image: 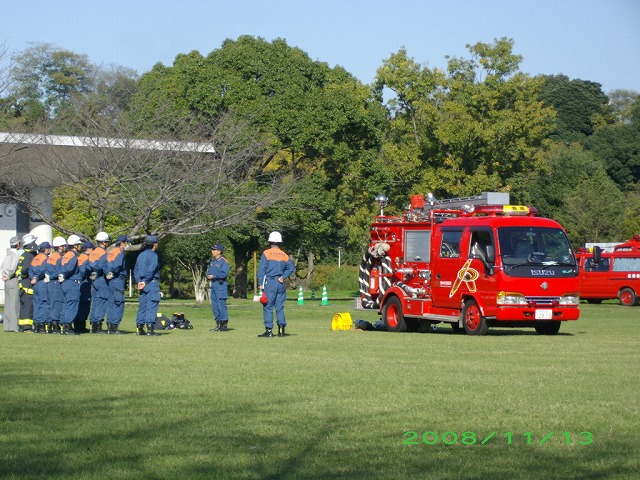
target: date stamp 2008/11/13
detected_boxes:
[403,431,593,446]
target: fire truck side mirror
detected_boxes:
[593,245,602,264]
[485,245,495,264]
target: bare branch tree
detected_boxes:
[0,41,12,97]
[0,109,291,241]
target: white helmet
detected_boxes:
[52,236,67,247]
[22,233,37,245]
[268,231,283,243]
[67,234,82,245]
[95,231,110,242]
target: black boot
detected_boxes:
[74,320,89,333]
[98,321,106,334]
[277,325,285,337]
[109,323,124,335]
[220,321,229,331]
[146,323,160,336]
[210,321,221,332]
[136,325,146,336]
[52,321,61,334]
[258,328,273,337]
[62,324,78,335]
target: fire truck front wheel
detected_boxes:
[618,288,638,307]
[382,297,407,332]
[462,299,488,336]
[535,321,561,335]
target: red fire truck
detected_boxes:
[576,235,640,306]
[358,193,580,335]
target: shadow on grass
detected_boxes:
[1,370,637,480]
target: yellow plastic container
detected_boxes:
[331,312,353,331]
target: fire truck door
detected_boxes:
[581,256,610,298]
[432,229,466,308]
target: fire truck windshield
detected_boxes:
[498,227,577,276]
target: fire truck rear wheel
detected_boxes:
[618,288,638,307]
[382,297,407,332]
[462,299,488,336]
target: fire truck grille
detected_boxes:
[525,296,560,305]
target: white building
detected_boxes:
[0,131,214,304]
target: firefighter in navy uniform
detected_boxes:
[206,243,230,332]
[106,234,130,335]
[88,232,110,333]
[59,235,84,335]
[16,234,38,332]
[29,242,51,334]
[46,236,67,334]
[75,242,94,333]
[257,231,295,337]
[134,235,161,336]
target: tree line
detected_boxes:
[0,37,639,300]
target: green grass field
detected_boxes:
[1,298,638,479]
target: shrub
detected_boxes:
[309,264,358,292]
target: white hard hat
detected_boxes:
[67,234,82,245]
[95,231,110,242]
[22,233,37,245]
[268,231,283,243]
[52,236,67,247]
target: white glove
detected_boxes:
[58,274,65,283]
[44,274,50,284]
[105,272,114,280]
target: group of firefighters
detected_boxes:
[3,229,296,338]
[5,231,162,336]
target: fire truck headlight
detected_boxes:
[497,291,527,305]
[559,293,580,306]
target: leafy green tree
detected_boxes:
[128,36,386,283]
[621,186,640,239]
[608,89,640,124]
[524,144,603,220]
[226,227,262,299]
[9,43,95,120]
[372,38,554,204]
[562,168,625,246]
[538,74,613,142]
[584,96,640,188]
[131,37,385,175]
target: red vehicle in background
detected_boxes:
[576,235,640,306]
[359,193,580,335]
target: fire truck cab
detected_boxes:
[576,235,640,306]
[359,193,580,335]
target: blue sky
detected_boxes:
[3,0,639,93]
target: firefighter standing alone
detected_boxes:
[257,231,295,337]
[207,243,230,332]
